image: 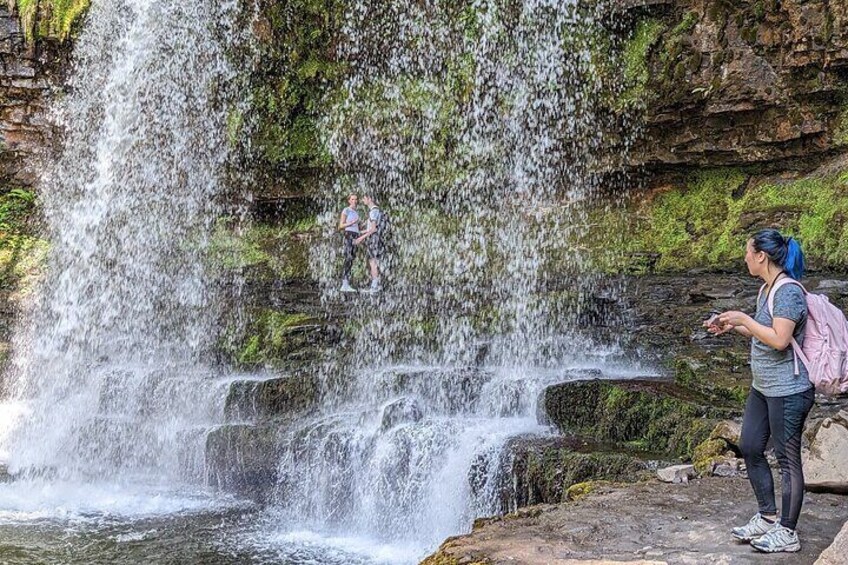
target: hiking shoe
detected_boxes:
[751,525,801,553]
[339,281,357,292]
[731,513,778,541]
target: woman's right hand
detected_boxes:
[706,322,735,336]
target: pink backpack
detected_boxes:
[762,278,848,395]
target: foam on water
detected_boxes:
[0,481,232,525]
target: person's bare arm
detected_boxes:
[717,310,796,350]
[338,211,357,231]
[354,216,377,244]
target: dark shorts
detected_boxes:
[366,235,384,260]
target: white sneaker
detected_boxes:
[751,525,801,553]
[731,513,778,541]
[339,281,356,292]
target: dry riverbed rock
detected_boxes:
[656,464,695,484]
[422,478,848,565]
[816,521,848,565]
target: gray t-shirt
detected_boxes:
[751,281,813,397]
[368,206,382,232]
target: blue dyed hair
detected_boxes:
[751,229,805,280]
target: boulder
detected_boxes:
[711,458,746,479]
[499,436,650,511]
[708,420,742,449]
[380,396,423,431]
[657,464,695,484]
[816,520,848,565]
[803,411,848,494]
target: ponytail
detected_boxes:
[783,236,805,280]
[751,229,805,280]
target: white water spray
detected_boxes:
[0,0,240,485]
[271,0,629,557]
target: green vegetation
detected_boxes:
[248,0,345,170]
[0,187,47,294]
[589,168,848,273]
[207,216,317,280]
[617,19,665,110]
[234,309,318,368]
[12,0,90,41]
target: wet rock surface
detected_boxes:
[224,373,319,422]
[496,436,657,511]
[0,6,68,187]
[421,477,848,565]
[617,0,848,173]
[205,422,281,501]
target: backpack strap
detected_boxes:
[766,277,810,375]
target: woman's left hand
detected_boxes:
[718,310,751,328]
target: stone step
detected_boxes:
[223,374,319,422]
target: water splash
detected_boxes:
[270,0,633,556]
[0,0,241,484]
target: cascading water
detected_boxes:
[0,0,240,489]
[266,0,637,558]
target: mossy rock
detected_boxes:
[539,379,742,458]
[503,437,650,509]
[224,373,319,422]
[226,308,338,369]
[692,437,730,476]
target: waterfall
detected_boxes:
[0,0,240,485]
[269,0,628,556]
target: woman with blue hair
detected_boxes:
[706,229,813,553]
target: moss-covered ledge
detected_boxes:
[538,378,743,458]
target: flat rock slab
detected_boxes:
[423,478,848,565]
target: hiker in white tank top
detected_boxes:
[338,194,360,291]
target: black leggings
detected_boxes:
[739,387,814,530]
[342,232,357,281]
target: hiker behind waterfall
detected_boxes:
[338,193,360,292]
[705,229,812,554]
[354,194,382,293]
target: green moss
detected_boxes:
[13,0,89,41]
[565,480,606,501]
[671,10,700,37]
[589,166,848,272]
[692,437,728,475]
[234,309,318,367]
[207,216,317,280]
[247,0,345,170]
[617,19,665,110]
